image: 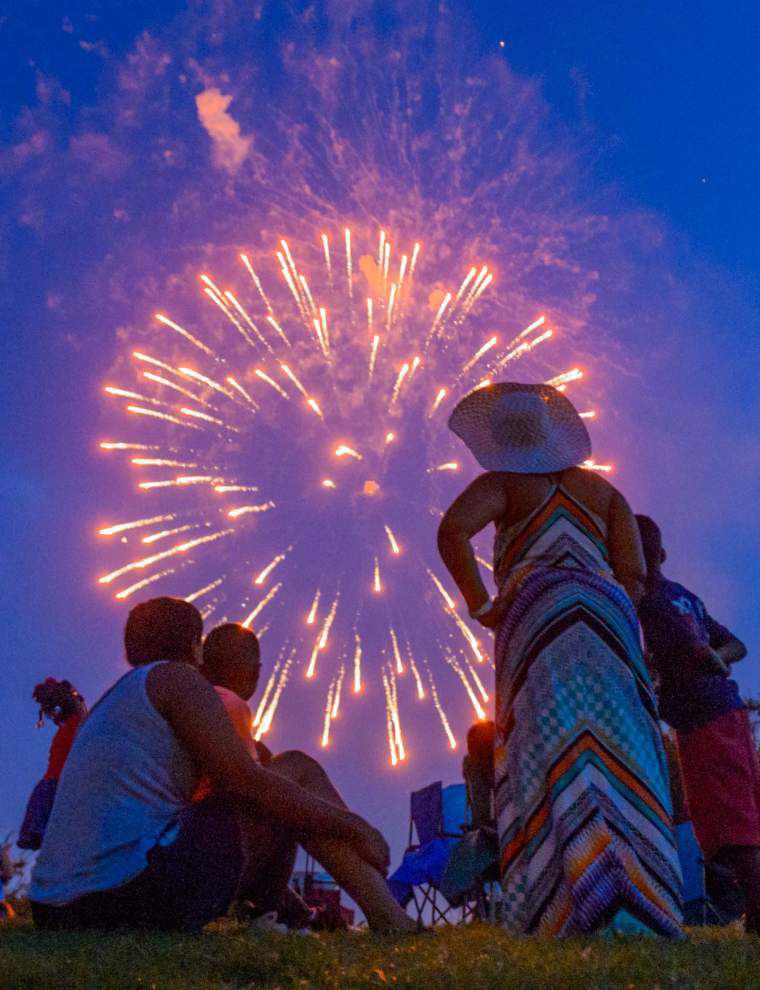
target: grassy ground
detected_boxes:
[2,921,760,990]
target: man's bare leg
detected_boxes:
[243,838,312,927]
[237,824,299,917]
[268,750,416,933]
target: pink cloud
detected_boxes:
[68,132,129,178]
[195,87,252,175]
[118,32,171,95]
[79,39,109,58]
[10,130,50,165]
[35,73,71,107]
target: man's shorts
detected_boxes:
[677,707,760,861]
[32,797,246,932]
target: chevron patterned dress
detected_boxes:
[493,483,683,937]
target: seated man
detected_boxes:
[197,621,311,929]
[193,622,265,807]
[30,597,415,933]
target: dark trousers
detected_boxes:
[32,797,245,932]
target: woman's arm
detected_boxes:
[607,490,647,606]
[438,473,508,613]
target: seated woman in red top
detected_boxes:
[18,679,87,850]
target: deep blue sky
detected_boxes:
[2,1,759,863]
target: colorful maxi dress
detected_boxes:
[493,482,683,937]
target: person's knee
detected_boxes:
[272,749,324,781]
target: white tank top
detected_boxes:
[31,662,197,906]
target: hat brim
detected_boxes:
[448,382,592,474]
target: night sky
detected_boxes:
[2,1,759,865]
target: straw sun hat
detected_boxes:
[448,382,591,474]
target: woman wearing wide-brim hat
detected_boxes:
[438,382,683,938]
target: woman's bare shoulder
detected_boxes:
[564,465,616,491]
[563,467,623,514]
[463,471,513,494]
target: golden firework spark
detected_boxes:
[384,524,401,555]
[254,368,290,400]
[446,651,486,720]
[321,233,331,277]
[334,444,362,460]
[306,593,340,678]
[214,484,259,493]
[256,652,294,739]
[546,367,583,388]
[242,582,283,629]
[185,576,225,603]
[461,335,498,373]
[253,655,282,729]
[99,513,176,537]
[100,441,160,451]
[226,376,259,408]
[428,569,457,610]
[368,334,381,379]
[280,363,308,397]
[352,633,363,694]
[240,253,273,313]
[142,523,202,545]
[115,567,177,601]
[583,460,613,473]
[155,313,216,357]
[306,589,321,625]
[307,397,324,419]
[389,627,405,674]
[331,664,346,719]
[389,362,409,407]
[138,475,216,490]
[429,672,457,750]
[344,227,353,298]
[407,646,426,700]
[180,407,240,432]
[127,405,202,430]
[131,458,200,469]
[430,387,448,416]
[227,502,276,519]
[254,548,289,585]
[321,679,336,748]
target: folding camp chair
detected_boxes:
[388,781,474,925]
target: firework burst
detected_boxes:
[98,226,602,763]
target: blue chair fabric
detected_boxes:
[410,782,443,846]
